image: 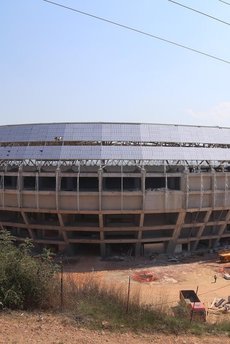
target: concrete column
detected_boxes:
[0,173,4,208]
[21,211,34,239]
[57,213,68,244]
[98,168,102,211]
[135,217,143,257]
[99,213,103,227]
[17,166,22,208]
[100,243,106,257]
[192,209,212,251]
[183,172,189,209]
[211,170,216,208]
[140,166,145,256]
[55,168,60,211]
[36,172,39,209]
[214,209,230,247]
[141,167,146,211]
[224,173,228,207]
[135,242,141,256]
[99,213,105,256]
[167,211,186,254]
[200,174,203,209]
[164,164,168,210]
[120,164,123,211]
[77,166,80,211]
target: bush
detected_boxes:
[0,230,59,310]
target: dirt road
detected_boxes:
[0,311,230,344]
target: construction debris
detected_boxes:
[209,296,230,313]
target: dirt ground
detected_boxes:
[1,252,230,343]
[65,252,230,323]
[0,312,230,344]
[0,311,230,344]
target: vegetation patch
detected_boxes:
[0,229,230,337]
[61,274,230,336]
[0,230,59,310]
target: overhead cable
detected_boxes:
[42,0,230,65]
[218,0,230,5]
[168,0,230,26]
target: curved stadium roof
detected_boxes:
[0,122,230,165]
[0,122,230,144]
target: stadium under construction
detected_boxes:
[0,122,230,257]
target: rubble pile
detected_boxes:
[209,296,230,313]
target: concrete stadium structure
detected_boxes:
[1,122,230,257]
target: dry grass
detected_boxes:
[52,272,204,334]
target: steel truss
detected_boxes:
[1,140,230,149]
[0,158,229,170]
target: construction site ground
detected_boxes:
[1,252,230,343]
[65,251,230,322]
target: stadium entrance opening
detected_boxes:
[68,243,101,256]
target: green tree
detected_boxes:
[0,230,59,309]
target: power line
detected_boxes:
[218,0,230,5]
[42,0,230,65]
[199,282,230,295]
[168,0,230,27]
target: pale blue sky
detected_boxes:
[1,0,230,126]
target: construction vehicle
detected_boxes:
[179,290,206,322]
[219,251,230,263]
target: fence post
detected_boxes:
[126,276,131,314]
[60,258,63,311]
[190,286,199,323]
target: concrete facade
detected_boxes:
[1,167,230,256]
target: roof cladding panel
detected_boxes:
[57,146,230,161]
[1,143,230,162]
[0,146,62,160]
[140,124,230,145]
[60,146,102,160]
[29,124,66,142]
[1,122,230,148]
[140,123,181,143]
[24,146,62,160]
[0,124,66,143]
[36,146,62,159]
[0,125,33,142]
[141,146,230,161]
[0,147,26,159]
[102,123,142,142]
[176,125,229,144]
[101,146,143,160]
[64,123,102,141]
